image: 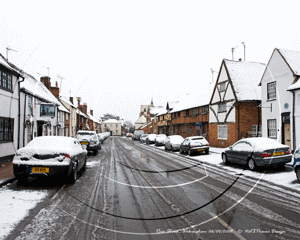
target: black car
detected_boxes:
[13,136,87,183]
[221,137,292,170]
[180,136,209,156]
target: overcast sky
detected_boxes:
[1,0,300,123]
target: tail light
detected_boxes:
[261,152,272,158]
[190,145,194,148]
[62,154,71,163]
[286,150,291,155]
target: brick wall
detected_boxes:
[209,101,261,148]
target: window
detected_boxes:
[193,108,198,115]
[219,82,226,92]
[186,110,190,116]
[183,125,186,133]
[252,125,262,137]
[267,119,277,138]
[0,69,13,92]
[28,97,33,116]
[202,106,209,113]
[189,127,192,135]
[218,125,227,140]
[178,112,180,117]
[218,103,226,113]
[0,117,14,142]
[267,82,276,100]
[66,113,69,121]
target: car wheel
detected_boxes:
[188,149,193,156]
[82,157,87,171]
[205,149,209,154]
[93,149,98,155]
[296,167,300,182]
[180,148,183,154]
[17,176,28,184]
[171,146,174,152]
[222,153,228,165]
[69,162,78,183]
[248,158,256,171]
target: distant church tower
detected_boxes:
[139,98,154,117]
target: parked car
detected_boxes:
[180,136,209,155]
[221,137,292,171]
[13,136,87,183]
[76,130,101,154]
[132,130,144,140]
[97,133,106,144]
[155,134,167,146]
[165,135,184,151]
[146,134,157,144]
[140,134,149,143]
[293,147,300,182]
[126,133,133,137]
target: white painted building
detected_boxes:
[260,48,300,150]
[101,119,122,136]
[0,54,22,161]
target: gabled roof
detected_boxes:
[135,115,147,124]
[224,59,266,101]
[60,96,77,109]
[277,48,300,76]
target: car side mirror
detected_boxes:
[229,146,233,150]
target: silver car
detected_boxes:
[165,135,184,151]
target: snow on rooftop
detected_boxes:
[102,119,121,124]
[225,59,266,101]
[278,48,300,76]
[170,84,214,113]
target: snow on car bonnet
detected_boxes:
[247,137,288,151]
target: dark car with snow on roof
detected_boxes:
[221,137,292,171]
[13,136,87,183]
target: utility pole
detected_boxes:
[242,42,246,61]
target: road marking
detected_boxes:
[210,213,246,240]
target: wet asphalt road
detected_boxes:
[5,136,300,240]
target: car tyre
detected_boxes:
[296,167,300,182]
[171,146,174,152]
[69,162,78,183]
[180,148,183,154]
[205,149,209,154]
[188,149,193,156]
[93,149,98,155]
[222,153,228,165]
[248,158,256,171]
[17,176,28,184]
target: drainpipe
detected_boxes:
[23,93,27,147]
[18,75,25,149]
[292,91,296,151]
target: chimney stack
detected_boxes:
[90,110,93,116]
[70,97,73,104]
[40,76,51,89]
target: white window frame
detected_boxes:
[218,125,227,140]
[267,119,277,139]
[267,82,276,100]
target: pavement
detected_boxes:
[0,158,16,187]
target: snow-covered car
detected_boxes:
[293,147,300,182]
[146,134,157,144]
[180,136,209,155]
[140,134,149,143]
[76,130,101,154]
[13,136,87,183]
[221,137,292,171]
[165,135,184,151]
[155,134,167,146]
[97,133,108,144]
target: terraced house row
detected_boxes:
[137,48,300,150]
[0,53,101,162]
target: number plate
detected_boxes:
[273,152,284,156]
[81,142,89,145]
[198,149,204,151]
[32,167,49,173]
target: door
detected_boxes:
[284,123,291,149]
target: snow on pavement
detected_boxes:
[0,186,48,239]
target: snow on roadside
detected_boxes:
[0,186,48,239]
